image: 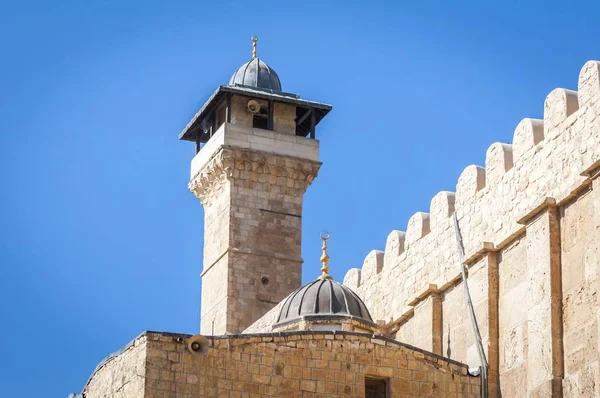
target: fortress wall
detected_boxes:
[344,60,600,396]
[561,184,600,396]
[394,256,490,367]
[496,236,527,398]
[442,256,490,367]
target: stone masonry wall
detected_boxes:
[190,145,321,334]
[343,60,600,396]
[143,331,480,398]
[230,95,268,129]
[83,335,147,398]
[229,95,297,135]
[243,299,285,334]
[561,186,600,396]
[496,236,527,398]
[273,102,296,135]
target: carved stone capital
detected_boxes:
[189,147,321,207]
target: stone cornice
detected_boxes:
[188,147,234,206]
[189,146,322,207]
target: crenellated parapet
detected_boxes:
[344,60,600,326]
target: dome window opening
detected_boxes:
[365,377,388,398]
[311,324,342,332]
[215,104,226,131]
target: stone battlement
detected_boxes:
[344,60,600,325]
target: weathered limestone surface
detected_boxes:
[187,88,323,336]
[273,102,297,135]
[229,95,297,135]
[524,207,563,396]
[243,300,285,334]
[84,335,147,398]
[143,331,480,398]
[190,145,321,335]
[561,185,600,397]
[340,60,600,396]
[82,331,480,397]
[190,122,319,180]
[497,237,528,398]
[440,257,489,368]
[405,293,443,355]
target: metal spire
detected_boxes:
[318,232,332,280]
[251,35,258,58]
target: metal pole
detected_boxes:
[452,213,488,398]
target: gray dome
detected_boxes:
[229,57,282,91]
[275,278,374,327]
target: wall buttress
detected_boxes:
[486,251,500,398]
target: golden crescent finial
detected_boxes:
[251,35,258,58]
[318,231,332,280]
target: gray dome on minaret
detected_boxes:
[229,57,282,91]
[228,36,282,91]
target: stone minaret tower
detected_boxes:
[179,37,332,334]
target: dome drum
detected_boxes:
[273,314,378,333]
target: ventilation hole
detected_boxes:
[261,276,269,285]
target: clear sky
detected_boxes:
[1,1,598,396]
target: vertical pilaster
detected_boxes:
[523,204,563,396]
[486,251,500,398]
[412,298,432,352]
[410,286,443,356]
[558,165,600,396]
[412,295,435,353]
[593,172,600,398]
[432,292,443,356]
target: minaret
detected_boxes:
[179,37,332,334]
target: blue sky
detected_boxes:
[1,1,598,396]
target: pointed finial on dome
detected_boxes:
[318,231,333,280]
[251,35,258,58]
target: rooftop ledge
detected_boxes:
[190,122,320,179]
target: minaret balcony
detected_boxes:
[190,122,320,179]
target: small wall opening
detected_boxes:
[310,324,342,331]
[365,377,388,398]
[252,106,269,129]
[215,103,226,130]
